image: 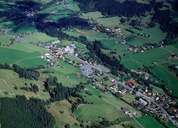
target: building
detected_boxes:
[80,64,94,78]
[139,98,148,106]
[126,80,137,88]
[64,44,76,54]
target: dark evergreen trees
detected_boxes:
[12,64,40,80]
[44,76,84,101]
[0,96,55,128]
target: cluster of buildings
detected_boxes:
[84,62,178,126]
[80,64,94,78]
[89,19,126,44]
[40,40,77,66]
[135,87,178,126]
[121,107,137,118]
[34,34,178,126]
[127,40,167,53]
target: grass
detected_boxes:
[0,34,13,46]
[74,85,141,122]
[48,100,79,128]
[0,69,49,100]
[141,24,166,43]
[39,0,80,22]
[47,60,86,87]
[127,24,166,46]
[121,93,136,104]
[80,11,121,28]
[151,65,178,97]
[80,11,103,19]
[75,103,123,121]
[64,28,129,56]
[121,43,178,97]
[136,115,165,128]
[121,44,178,69]
[19,32,58,43]
[127,36,146,46]
[10,42,47,53]
[0,47,46,68]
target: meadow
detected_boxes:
[0,47,46,68]
[0,69,49,100]
[136,115,166,128]
[121,43,178,97]
[74,85,141,124]
[47,60,86,87]
[47,100,80,128]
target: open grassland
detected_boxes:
[47,60,86,87]
[64,28,129,56]
[151,65,178,97]
[0,35,13,46]
[48,100,80,128]
[136,115,166,128]
[17,32,58,43]
[10,42,47,53]
[0,47,46,68]
[121,43,178,69]
[0,69,49,100]
[0,31,57,68]
[81,11,166,47]
[80,11,121,28]
[140,24,166,43]
[74,85,141,122]
[39,0,80,22]
[121,43,178,97]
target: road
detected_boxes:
[117,81,178,127]
[67,53,178,127]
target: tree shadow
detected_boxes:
[0,0,91,38]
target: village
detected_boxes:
[1,20,178,127]
[34,37,178,127]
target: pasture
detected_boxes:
[74,85,141,123]
[47,100,79,128]
[0,69,49,100]
[136,115,165,128]
[47,60,86,87]
[0,47,46,68]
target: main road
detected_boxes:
[67,53,178,127]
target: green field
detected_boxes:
[151,65,178,97]
[0,1,177,128]
[0,47,46,68]
[47,60,86,87]
[0,69,49,100]
[136,115,165,128]
[48,100,79,128]
[121,43,178,97]
[74,85,141,123]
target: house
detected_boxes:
[126,80,137,88]
[139,98,148,106]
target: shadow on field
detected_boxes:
[0,0,90,37]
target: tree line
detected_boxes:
[44,76,84,101]
[0,64,40,80]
